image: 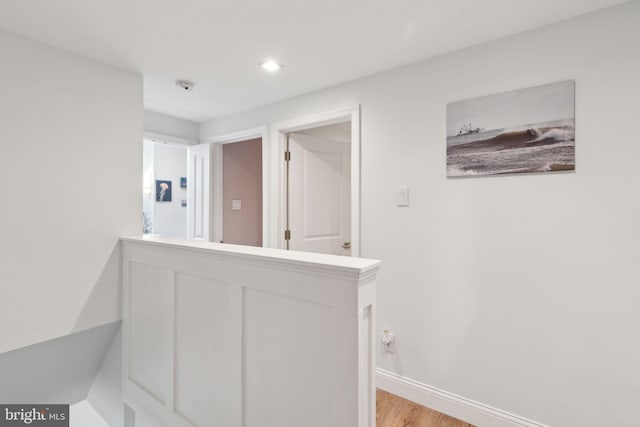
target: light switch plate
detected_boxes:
[397,188,409,207]
[232,199,242,211]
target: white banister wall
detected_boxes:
[121,236,380,427]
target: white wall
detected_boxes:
[152,143,188,238]
[70,401,110,427]
[297,121,351,143]
[200,2,640,426]
[87,329,124,427]
[0,322,120,404]
[88,327,123,427]
[144,110,199,144]
[0,29,142,353]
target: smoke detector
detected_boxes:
[175,80,194,92]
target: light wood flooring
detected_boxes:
[377,389,475,427]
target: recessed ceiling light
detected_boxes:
[259,60,284,72]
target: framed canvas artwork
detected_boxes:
[447,80,575,177]
[155,180,172,202]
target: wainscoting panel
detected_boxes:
[121,237,380,427]
[174,273,241,427]
[243,288,332,427]
[128,262,172,406]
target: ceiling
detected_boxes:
[0,0,629,123]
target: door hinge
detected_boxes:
[284,229,291,241]
[284,150,291,162]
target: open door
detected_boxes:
[187,143,210,240]
[286,132,351,255]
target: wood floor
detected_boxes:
[376,389,475,427]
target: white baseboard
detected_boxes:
[376,369,549,427]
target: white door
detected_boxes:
[287,133,351,255]
[187,143,210,240]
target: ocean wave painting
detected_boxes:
[447,81,575,177]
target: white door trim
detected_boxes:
[144,131,198,146]
[208,126,270,245]
[269,106,361,256]
[187,144,211,241]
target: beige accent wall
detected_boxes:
[222,139,263,246]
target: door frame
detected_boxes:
[142,132,197,238]
[208,126,270,245]
[270,105,361,256]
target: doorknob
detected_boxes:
[342,242,351,249]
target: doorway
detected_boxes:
[142,139,189,239]
[270,106,361,256]
[205,106,360,254]
[207,126,269,246]
[222,138,263,246]
[285,122,352,256]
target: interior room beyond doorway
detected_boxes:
[221,138,263,247]
[142,139,188,239]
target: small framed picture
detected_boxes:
[180,177,187,188]
[156,180,172,202]
[181,199,187,208]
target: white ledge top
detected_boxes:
[121,236,381,275]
